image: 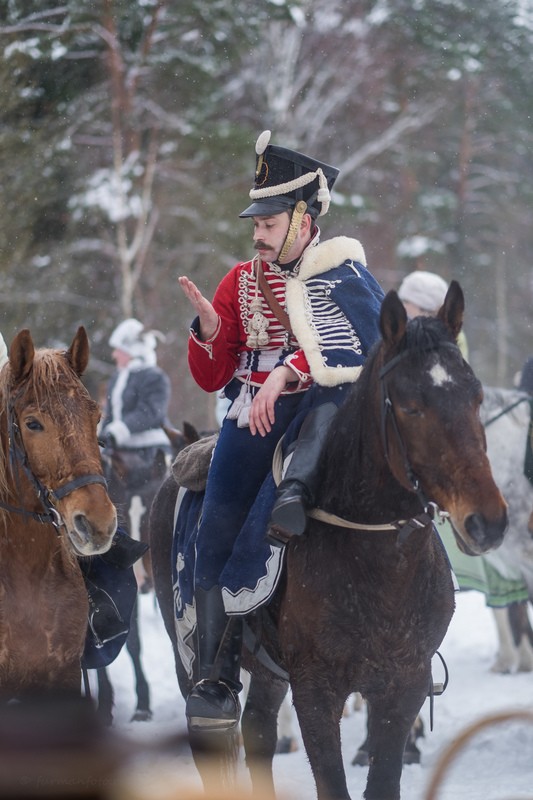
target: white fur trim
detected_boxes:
[103,419,130,447]
[297,236,366,281]
[286,236,367,387]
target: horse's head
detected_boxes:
[379,281,508,555]
[0,327,117,556]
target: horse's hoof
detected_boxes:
[131,708,153,722]
[275,736,298,754]
[351,749,369,767]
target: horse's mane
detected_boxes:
[0,348,94,500]
[321,316,463,515]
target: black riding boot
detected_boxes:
[185,586,243,732]
[268,402,338,546]
[101,528,149,570]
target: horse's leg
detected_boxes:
[276,690,298,754]
[95,667,114,726]
[291,677,351,800]
[509,601,533,672]
[490,606,518,673]
[352,707,423,767]
[241,673,288,796]
[364,686,427,800]
[126,599,152,721]
[188,728,240,795]
[129,494,152,593]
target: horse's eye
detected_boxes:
[25,418,44,431]
[400,406,422,418]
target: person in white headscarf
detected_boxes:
[398,270,469,359]
[101,318,171,451]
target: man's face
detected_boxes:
[252,213,291,262]
[112,348,131,369]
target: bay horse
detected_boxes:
[0,327,117,700]
[150,282,508,800]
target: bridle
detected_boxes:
[305,340,464,542]
[376,340,462,540]
[0,400,107,530]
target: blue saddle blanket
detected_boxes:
[171,476,285,681]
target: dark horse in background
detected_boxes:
[150,282,508,800]
[97,422,198,723]
[0,328,117,699]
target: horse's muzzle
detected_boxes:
[462,509,508,555]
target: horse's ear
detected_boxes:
[9,329,35,384]
[67,326,90,376]
[437,280,464,341]
[379,290,407,348]
[183,420,200,444]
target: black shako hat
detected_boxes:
[239,130,340,219]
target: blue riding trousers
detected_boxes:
[194,379,350,591]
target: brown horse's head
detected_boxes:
[378,281,508,555]
[0,327,117,556]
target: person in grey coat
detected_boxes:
[100,318,171,569]
[102,318,171,455]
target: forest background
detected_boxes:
[1,0,532,430]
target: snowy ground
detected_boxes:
[102,590,533,799]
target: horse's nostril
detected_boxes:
[74,514,91,544]
[464,511,507,550]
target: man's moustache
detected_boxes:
[254,241,271,250]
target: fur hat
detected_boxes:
[109,318,158,363]
[398,271,449,314]
[239,130,339,219]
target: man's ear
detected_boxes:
[302,212,313,233]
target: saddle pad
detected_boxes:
[171,475,285,681]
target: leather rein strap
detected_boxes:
[257,264,293,336]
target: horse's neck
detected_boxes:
[321,430,420,526]
[0,514,64,565]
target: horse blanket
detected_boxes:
[436,519,528,607]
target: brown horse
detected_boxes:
[150,282,508,800]
[0,327,117,700]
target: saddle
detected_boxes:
[171,433,218,491]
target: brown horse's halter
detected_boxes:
[0,402,107,529]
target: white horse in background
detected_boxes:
[441,386,533,674]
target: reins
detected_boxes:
[483,394,530,428]
[0,401,107,530]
